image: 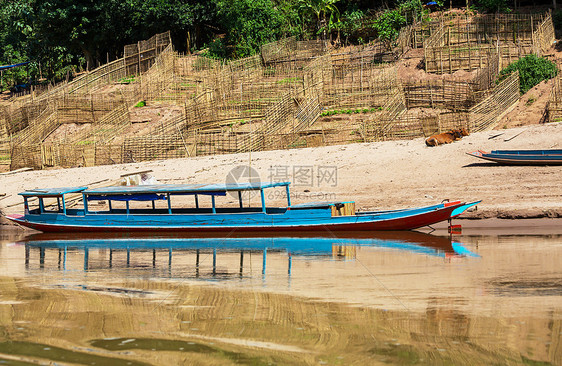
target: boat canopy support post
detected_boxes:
[23,197,29,215]
[167,193,172,214]
[38,198,44,213]
[62,195,67,215]
[285,185,291,207]
[211,195,216,214]
[83,194,89,215]
[108,200,112,213]
[195,194,199,209]
[260,189,266,213]
[238,191,243,208]
[126,200,130,215]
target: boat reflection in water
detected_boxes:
[20,231,478,276]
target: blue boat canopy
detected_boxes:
[19,187,87,197]
[83,182,290,196]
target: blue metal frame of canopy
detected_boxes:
[19,187,88,216]
[19,182,293,216]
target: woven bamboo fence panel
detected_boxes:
[471,52,500,93]
[364,91,407,141]
[437,111,470,132]
[322,64,400,110]
[0,103,26,134]
[424,12,550,74]
[0,137,10,166]
[11,105,59,146]
[10,144,42,170]
[261,37,326,67]
[261,37,298,64]
[546,72,562,122]
[294,95,321,131]
[139,45,176,103]
[124,31,172,76]
[67,58,127,95]
[64,103,130,144]
[404,80,476,110]
[331,42,394,67]
[532,12,555,56]
[122,134,189,162]
[56,94,127,124]
[469,72,519,131]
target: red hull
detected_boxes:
[7,205,458,233]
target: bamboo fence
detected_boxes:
[469,72,519,131]
[546,71,562,122]
[424,12,554,74]
[3,22,527,171]
[403,79,476,110]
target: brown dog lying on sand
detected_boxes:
[425,128,469,146]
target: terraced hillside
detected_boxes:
[0,10,559,172]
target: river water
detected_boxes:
[0,224,561,365]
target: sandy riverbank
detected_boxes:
[1,122,561,224]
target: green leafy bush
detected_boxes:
[372,10,406,47]
[134,100,146,108]
[497,54,557,94]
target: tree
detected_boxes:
[298,0,341,40]
[211,0,285,58]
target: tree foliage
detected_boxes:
[497,54,558,95]
[0,0,505,90]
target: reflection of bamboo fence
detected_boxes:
[424,12,554,74]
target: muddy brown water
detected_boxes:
[0,224,561,365]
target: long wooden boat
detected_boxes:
[467,149,562,165]
[5,182,480,233]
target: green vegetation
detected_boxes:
[276,77,300,84]
[321,107,383,116]
[497,54,558,95]
[75,140,95,146]
[119,76,136,84]
[0,0,429,89]
[134,101,146,108]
